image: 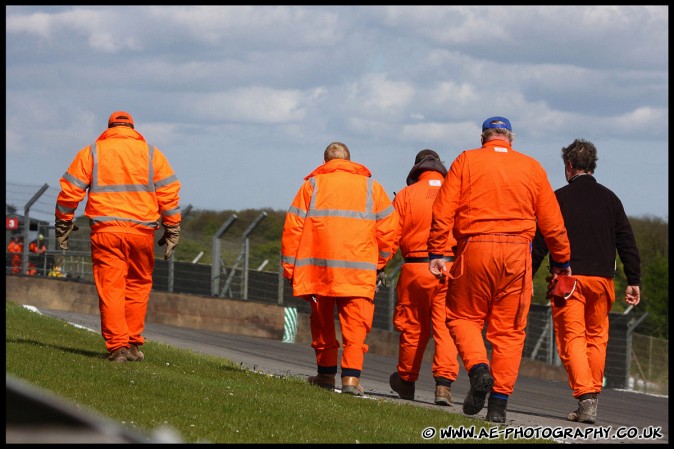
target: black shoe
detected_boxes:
[485,396,507,423]
[463,365,494,415]
[389,372,415,400]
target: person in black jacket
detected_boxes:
[532,138,641,425]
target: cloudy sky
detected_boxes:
[6,5,669,223]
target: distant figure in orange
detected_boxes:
[27,234,47,275]
[7,234,24,274]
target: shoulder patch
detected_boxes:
[428,179,442,186]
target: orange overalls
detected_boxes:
[7,240,23,274]
[391,170,459,383]
[281,159,398,378]
[55,126,181,352]
[552,276,615,397]
[428,139,570,396]
[27,239,46,276]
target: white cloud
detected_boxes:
[5,5,668,220]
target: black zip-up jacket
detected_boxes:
[532,174,641,286]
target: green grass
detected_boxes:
[5,300,556,444]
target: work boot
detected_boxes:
[308,373,336,390]
[568,396,598,424]
[463,365,494,415]
[434,385,453,406]
[107,347,130,363]
[127,344,145,362]
[389,372,415,400]
[485,396,507,423]
[341,376,364,396]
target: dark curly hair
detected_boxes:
[561,139,598,173]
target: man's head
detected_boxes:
[324,142,350,162]
[561,139,597,173]
[481,116,514,144]
[108,111,134,129]
[414,149,441,165]
[406,148,447,185]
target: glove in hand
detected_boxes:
[376,269,387,292]
[158,225,181,260]
[546,274,577,301]
[55,218,79,250]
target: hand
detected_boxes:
[55,218,79,250]
[551,265,572,277]
[625,285,640,306]
[429,258,447,279]
[158,224,181,260]
[377,269,387,284]
[376,269,386,292]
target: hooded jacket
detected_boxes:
[55,126,181,235]
[281,159,398,299]
[393,157,455,259]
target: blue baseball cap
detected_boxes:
[482,116,512,132]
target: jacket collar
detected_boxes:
[306,159,371,180]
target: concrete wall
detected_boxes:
[5,275,566,381]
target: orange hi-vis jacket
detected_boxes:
[281,159,398,299]
[428,139,570,264]
[392,171,456,259]
[55,127,181,235]
[29,240,46,254]
[7,241,22,255]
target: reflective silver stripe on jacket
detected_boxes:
[88,142,155,193]
[286,176,385,271]
[87,142,163,228]
[294,258,377,271]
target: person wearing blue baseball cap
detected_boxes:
[481,116,512,132]
[427,115,572,423]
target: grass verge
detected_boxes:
[5,300,555,444]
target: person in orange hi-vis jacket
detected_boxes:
[7,234,24,274]
[427,117,571,423]
[281,142,398,396]
[54,111,181,363]
[387,149,460,406]
[27,234,47,275]
[532,139,641,424]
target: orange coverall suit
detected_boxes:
[8,239,23,274]
[391,170,459,384]
[27,239,47,275]
[428,139,570,397]
[55,126,181,353]
[281,159,398,379]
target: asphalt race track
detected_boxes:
[19,307,670,445]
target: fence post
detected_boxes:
[387,262,402,332]
[277,252,285,305]
[167,204,192,292]
[210,214,238,296]
[21,183,49,275]
[241,212,267,300]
